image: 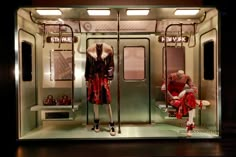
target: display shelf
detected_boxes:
[30,102,81,111]
[30,102,81,120]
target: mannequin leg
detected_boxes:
[94,104,99,119]
[93,104,100,132]
[105,104,116,136]
[186,109,195,137]
[188,109,195,123]
[105,104,113,122]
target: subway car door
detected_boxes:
[18,30,37,136]
[200,29,218,130]
[120,38,150,123]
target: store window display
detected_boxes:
[161,70,209,137]
[85,42,116,136]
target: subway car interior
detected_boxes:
[16,6,220,140]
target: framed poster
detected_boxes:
[50,50,73,81]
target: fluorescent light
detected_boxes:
[126,9,149,16]
[174,9,200,15]
[87,9,110,16]
[58,18,64,23]
[36,9,62,16]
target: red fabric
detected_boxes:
[170,92,196,119]
[199,100,202,109]
[161,72,197,119]
[87,75,111,105]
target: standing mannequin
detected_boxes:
[161,70,199,137]
[85,42,116,136]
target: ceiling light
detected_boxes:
[126,9,150,16]
[36,9,62,16]
[58,18,64,22]
[87,9,110,16]
[174,9,200,15]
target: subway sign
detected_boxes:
[46,36,78,43]
[158,36,189,43]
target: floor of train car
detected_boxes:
[15,123,236,157]
[20,122,218,139]
[15,125,236,157]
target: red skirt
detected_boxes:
[87,76,111,105]
[169,92,196,119]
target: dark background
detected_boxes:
[1,0,236,156]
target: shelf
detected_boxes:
[155,101,175,111]
[155,101,188,119]
[30,102,81,111]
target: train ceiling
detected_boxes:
[19,7,214,34]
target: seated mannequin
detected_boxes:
[161,70,200,137]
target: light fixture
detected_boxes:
[58,18,64,23]
[87,9,111,16]
[126,9,150,16]
[174,9,200,15]
[36,9,62,16]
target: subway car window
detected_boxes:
[21,41,32,81]
[203,40,214,80]
[162,47,185,77]
[123,47,145,80]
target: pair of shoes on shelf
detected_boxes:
[43,95,57,105]
[91,119,116,136]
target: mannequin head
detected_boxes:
[177,70,184,74]
[177,70,184,78]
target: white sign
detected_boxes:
[158,36,189,43]
[46,36,78,43]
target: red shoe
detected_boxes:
[186,121,195,137]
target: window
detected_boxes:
[21,41,32,81]
[124,47,145,80]
[203,40,214,80]
[162,47,185,77]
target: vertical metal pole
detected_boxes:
[180,23,183,47]
[58,24,61,48]
[164,26,168,109]
[69,25,74,111]
[117,10,121,134]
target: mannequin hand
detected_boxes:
[86,81,89,87]
[178,90,186,98]
[186,89,194,93]
[172,96,179,100]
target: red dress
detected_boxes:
[161,72,197,119]
[85,43,114,105]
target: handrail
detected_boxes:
[117,10,121,134]
[29,12,75,112]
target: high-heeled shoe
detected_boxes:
[186,120,195,137]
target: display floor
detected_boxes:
[20,122,219,139]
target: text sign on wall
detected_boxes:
[46,36,78,43]
[158,36,189,43]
